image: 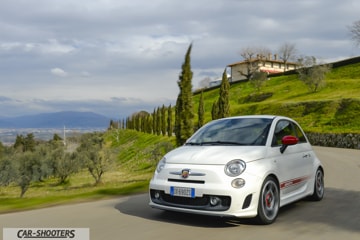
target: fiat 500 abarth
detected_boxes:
[149,115,324,224]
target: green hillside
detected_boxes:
[193,61,360,134]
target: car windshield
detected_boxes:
[186,118,273,146]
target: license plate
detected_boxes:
[170,186,195,198]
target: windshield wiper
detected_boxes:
[199,141,246,146]
[185,142,201,145]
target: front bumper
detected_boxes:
[149,164,262,218]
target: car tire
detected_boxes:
[309,168,324,201]
[256,176,280,225]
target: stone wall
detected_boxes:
[306,132,360,149]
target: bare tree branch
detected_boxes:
[278,42,297,71]
[349,20,360,46]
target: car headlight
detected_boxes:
[225,159,246,177]
[156,157,166,173]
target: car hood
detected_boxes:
[164,145,267,165]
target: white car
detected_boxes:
[149,115,324,224]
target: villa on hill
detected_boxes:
[227,53,298,82]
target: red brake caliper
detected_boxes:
[265,193,272,207]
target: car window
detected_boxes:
[293,123,307,143]
[272,120,295,146]
[272,120,308,146]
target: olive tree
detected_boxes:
[16,151,42,197]
[50,146,79,184]
[0,157,16,186]
[297,56,332,92]
[76,133,113,185]
[250,71,268,92]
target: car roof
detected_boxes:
[221,115,278,120]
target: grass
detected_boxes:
[0,169,152,213]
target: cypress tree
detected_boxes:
[156,107,161,135]
[167,104,173,137]
[218,69,230,118]
[211,100,219,120]
[198,91,205,128]
[161,104,166,136]
[152,109,156,135]
[175,44,194,146]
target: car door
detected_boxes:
[269,119,313,202]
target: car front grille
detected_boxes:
[167,178,205,184]
[150,189,231,211]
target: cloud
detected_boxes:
[51,68,68,77]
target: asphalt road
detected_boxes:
[1,146,359,240]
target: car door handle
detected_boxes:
[303,153,311,158]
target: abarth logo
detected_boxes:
[181,169,190,179]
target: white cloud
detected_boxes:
[39,39,76,55]
[51,68,68,77]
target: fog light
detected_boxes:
[154,191,160,199]
[232,178,245,188]
[210,196,221,206]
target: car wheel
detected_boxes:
[309,168,324,201]
[256,176,280,224]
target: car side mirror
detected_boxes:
[280,135,299,154]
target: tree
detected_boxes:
[211,100,220,120]
[278,42,297,71]
[297,56,332,92]
[175,44,194,146]
[53,133,63,141]
[16,151,42,197]
[198,91,205,128]
[167,105,173,137]
[50,146,78,184]
[13,135,25,152]
[156,107,161,135]
[76,133,113,185]
[152,109,156,134]
[145,114,152,134]
[349,19,360,46]
[217,69,231,118]
[250,71,268,92]
[84,148,111,185]
[24,133,36,152]
[0,157,16,186]
[161,105,166,136]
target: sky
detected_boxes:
[0,0,359,119]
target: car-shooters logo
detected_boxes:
[3,228,89,240]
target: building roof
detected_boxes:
[227,58,298,67]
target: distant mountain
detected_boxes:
[0,111,110,128]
